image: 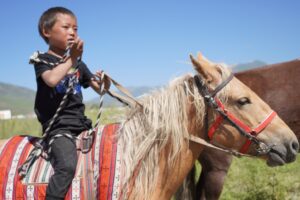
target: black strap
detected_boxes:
[210,73,234,97]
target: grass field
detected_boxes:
[0,107,299,199]
[0,107,124,139]
[221,156,300,200]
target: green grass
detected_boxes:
[0,118,41,139]
[0,107,125,139]
[1,107,300,199]
[221,156,300,200]
[86,107,125,125]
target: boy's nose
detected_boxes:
[68,28,76,35]
[69,29,75,35]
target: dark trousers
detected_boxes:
[46,136,78,200]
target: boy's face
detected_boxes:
[43,13,78,51]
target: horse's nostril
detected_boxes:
[291,141,299,152]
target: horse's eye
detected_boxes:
[237,97,251,106]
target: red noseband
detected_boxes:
[207,98,277,153]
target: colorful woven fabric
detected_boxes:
[0,135,87,200]
[22,141,84,185]
[0,123,122,200]
[92,124,122,200]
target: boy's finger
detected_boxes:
[77,40,84,50]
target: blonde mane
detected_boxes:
[119,65,231,199]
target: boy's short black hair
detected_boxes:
[38,7,76,44]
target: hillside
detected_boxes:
[0,82,35,115]
[0,60,267,114]
[231,60,267,72]
[88,60,267,106]
[87,86,156,107]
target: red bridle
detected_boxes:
[194,73,277,155]
[207,98,277,153]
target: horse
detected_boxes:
[0,53,299,200]
[183,58,300,200]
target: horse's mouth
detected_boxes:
[266,148,286,167]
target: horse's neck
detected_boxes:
[136,130,205,200]
[120,78,210,200]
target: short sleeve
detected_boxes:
[79,61,94,88]
[32,53,56,79]
[34,62,51,79]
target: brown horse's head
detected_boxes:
[190,53,299,166]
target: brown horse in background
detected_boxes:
[191,59,300,200]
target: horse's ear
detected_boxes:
[197,52,204,62]
[197,52,214,65]
[190,54,211,80]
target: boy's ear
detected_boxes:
[42,28,51,39]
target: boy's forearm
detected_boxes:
[90,80,102,95]
[41,57,78,87]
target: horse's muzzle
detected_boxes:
[266,139,299,167]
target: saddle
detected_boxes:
[0,124,122,200]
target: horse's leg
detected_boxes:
[196,148,232,200]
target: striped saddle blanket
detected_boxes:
[0,123,123,200]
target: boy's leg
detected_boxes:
[46,136,78,200]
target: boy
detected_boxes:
[34,7,105,199]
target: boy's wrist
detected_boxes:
[63,57,78,70]
[68,57,78,68]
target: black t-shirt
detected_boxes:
[34,53,93,136]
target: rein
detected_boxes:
[189,73,276,156]
[19,46,79,177]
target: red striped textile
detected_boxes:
[95,124,120,200]
[0,133,89,199]
[0,124,122,200]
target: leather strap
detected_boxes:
[98,73,143,108]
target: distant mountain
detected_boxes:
[87,61,268,107]
[87,86,155,107]
[231,60,267,72]
[0,82,153,114]
[0,60,268,113]
[0,82,35,115]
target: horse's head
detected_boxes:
[189,53,299,166]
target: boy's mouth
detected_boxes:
[67,38,75,45]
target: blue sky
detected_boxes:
[1,1,300,100]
